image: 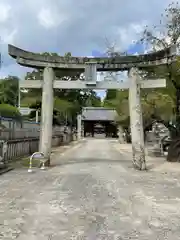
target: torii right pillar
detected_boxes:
[128,68,146,170]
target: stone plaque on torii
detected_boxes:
[8,44,179,170]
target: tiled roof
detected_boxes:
[82,107,117,121]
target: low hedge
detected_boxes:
[0,104,22,120]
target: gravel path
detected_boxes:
[0,138,180,239]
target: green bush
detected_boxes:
[0,104,22,119]
[0,123,6,129]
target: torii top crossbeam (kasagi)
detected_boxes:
[8,44,179,71]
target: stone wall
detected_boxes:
[0,116,40,129]
[0,126,68,140]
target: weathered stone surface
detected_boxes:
[128,68,146,170]
[8,44,177,70]
[0,138,180,239]
[39,67,54,159]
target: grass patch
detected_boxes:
[21,157,41,167]
[10,156,41,168]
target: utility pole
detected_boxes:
[0,36,2,72]
[0,37,1,69]
[0,37,3,124]
[18,79,21,108]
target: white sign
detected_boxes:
[19,108,33,115]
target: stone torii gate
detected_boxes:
[8,44,178,170]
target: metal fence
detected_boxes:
[0,132,77,163]
[0,135,73,163]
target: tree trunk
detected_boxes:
[175,88,180,134]
[167,87,180,161]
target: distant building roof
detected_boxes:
[82,107,118,121]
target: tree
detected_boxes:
[103,34,175,130]
[104,90,129,129]
[104,88,174,132]
[140,2,180,131]
[141,90,175,127]
[105,90,117,100]
[0,76,20,106]
[0,104,21,119]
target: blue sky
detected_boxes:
[127,42,146,55]
[92,42,145,57]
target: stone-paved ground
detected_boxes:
[0,138,180,239]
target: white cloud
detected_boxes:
[131,22,147,34]
[116,21,148,51]
[38,7,67,29]
[0,3,11,23]
[0,0,177,78]
[38,8,57,29]
[1,29,17,44]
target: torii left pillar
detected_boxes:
[39,67,54,162]
[77,114,82,141]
